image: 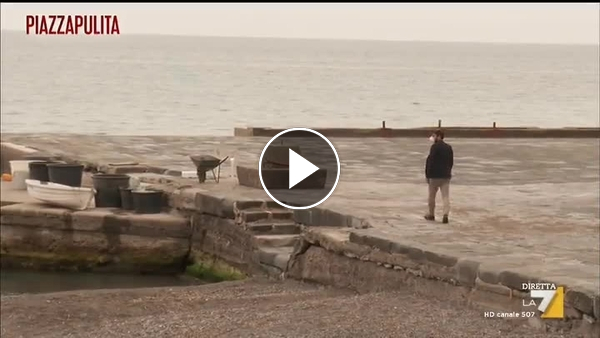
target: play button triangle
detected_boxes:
[288,148,319,189]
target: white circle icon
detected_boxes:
[258,128,341,210]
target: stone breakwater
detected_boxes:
[0,135,598,336]
[234,126,600,138]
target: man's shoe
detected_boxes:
[442,215,449,224]
[424,215,435,221]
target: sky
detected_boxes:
[1,3,599,45]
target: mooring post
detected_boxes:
[382,120,386,129]
[493,122,496,129]
[438,119,442,128]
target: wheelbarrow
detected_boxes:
[189,155,229,183]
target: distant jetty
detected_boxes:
[234,123,600,138]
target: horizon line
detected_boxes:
[1,29,599,47]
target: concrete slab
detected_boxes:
[254,234,299,248]
[1,133,598,299]
[0,182,35,206]
[1,203,191,238]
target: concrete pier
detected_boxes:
[234,126,600,138]
[1,133,598,335]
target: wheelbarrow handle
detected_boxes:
[217,156,230,166]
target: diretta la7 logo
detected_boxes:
[528,286,565,319]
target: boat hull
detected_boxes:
[25,179,95,210]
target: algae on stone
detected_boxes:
[185,253,246,282]
[0,249,186,274]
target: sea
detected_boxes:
[1,30,598,136]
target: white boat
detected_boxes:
[25,179,95,210]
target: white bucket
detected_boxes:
[9,160,33,175]
[9,170,29,190]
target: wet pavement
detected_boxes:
[2,133,599,293]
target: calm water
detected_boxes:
[0,270,203,295]
[1,31,598,136]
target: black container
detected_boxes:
[119,187,134,210]
[28,161,57,182]
[92,174,130,208]
[132,190,163,214]
[47,163,84,187]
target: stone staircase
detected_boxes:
[233,201,301,275]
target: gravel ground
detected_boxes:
[0,279,575,338]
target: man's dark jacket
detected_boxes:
[425,140,454,179]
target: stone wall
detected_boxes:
[0,204,191,273]
[167,187,264,274]
[285,227,600,337]
[0,185,267,277]
[190,214,259,273]
[165,185,372,276]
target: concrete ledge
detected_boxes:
[286,227,600,332]
[234,127,600,139]
[166,186,248,217]
[0,203,192,272]
[0,203,191,239]
[293,207,371,229]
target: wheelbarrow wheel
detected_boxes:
[197,170,207,183]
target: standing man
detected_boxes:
[424,129,454,224]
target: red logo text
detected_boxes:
[26,15,120,35]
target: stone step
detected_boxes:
[265,200,293,211]
[257,246,294,271]
[238,209,269,223]
[234,200,293,212]
[234,200,265,211]
[239,208,294,223]
[247,222,301,235]
[254,234,300,248]
[270,209,294,220]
